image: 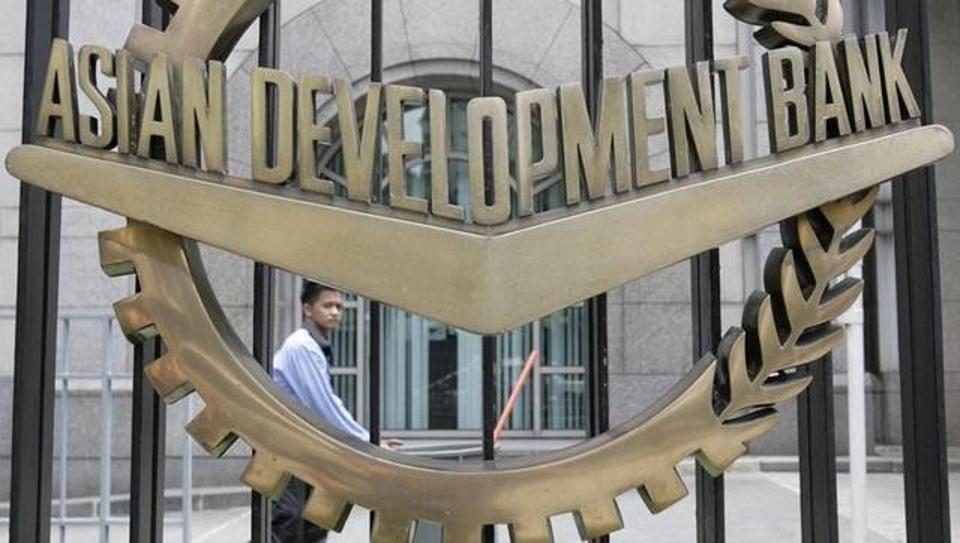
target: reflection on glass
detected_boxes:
[542,374,585,431]
[497,324,535,431]
[541,304,584,367]
[379,304,586,433]
[332,374,358,420]
[381,309,484,431]
[330,299,356,368]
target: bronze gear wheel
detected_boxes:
[103,2,877,541]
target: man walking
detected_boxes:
[270,281,367,542]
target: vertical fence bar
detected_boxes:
[57,320,70,543]
[9,0,69,540]
[478,1,497,541]
[129,4,169,543]
[367,0,384,537]
[181,397,194,543]
[884,0,952,540]
[797,356,840,543]
[684,2,725,542]
[581,2,610,540]
[861,211,879,375]
[369,0,383,449]
[100,319,113,541]
[250,3,281,540]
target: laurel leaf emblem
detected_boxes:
[724,0,844,49]
[710,187,876,438]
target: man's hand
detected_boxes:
[381,438,404,451]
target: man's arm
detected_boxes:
[273,343,370,442]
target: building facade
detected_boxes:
[0,0,957,538]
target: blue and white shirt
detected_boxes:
[272,324,369,441]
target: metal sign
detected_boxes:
[2,0,954,541]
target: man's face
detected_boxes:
[303,290,343,335]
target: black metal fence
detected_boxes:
[8,1,952,542]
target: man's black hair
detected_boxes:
[300,281,340,305]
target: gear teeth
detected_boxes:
[143,354,194,402]
[186,407,236,456]
[371,513,412,542]
[114,293,158,342]
[698,441,748,477]
[98,228,136,277]
[639,468,688,513]
[573,500,623,540]
[508,517,554,543]
[241,453,290,500]
[302,486,353,532]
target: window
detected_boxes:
[313,85,586,436]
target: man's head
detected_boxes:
[301,281,343,336]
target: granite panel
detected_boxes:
[68,0,135,51]
[199,244,254,307]
[0,318,14,376]
[0,56,24,132]
[622,302,692,375]
[620,1,683,46]
[57,237,132,308]
[622,263,690,304]
[608,373,683,425]
[607,298,626,374]
[0,238,16,307]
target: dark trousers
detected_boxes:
[271,478,328,542]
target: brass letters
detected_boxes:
[78,45,116,149]
[36,39,78,142]
[763,47,810,153]
[336,79,380,203]
[665,62,718,177]
[468,97,511,225]
[878,30,921,123]
[515,88,558,216]
[251,67,295,184]
[629,69,670,186]
[298,74,335,195]
[386,84,428,214]
[181,58,227,173]
[840,36,885,132]
[137,54,179,164]
[33,31,924,227]
[559,80,631,204]
[810,41,852,142]
[429,90,464,221]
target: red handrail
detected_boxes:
[493,350,539,443]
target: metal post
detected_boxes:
[129,4,169,543]
[684,1,725,542]
[581,3,610,540]
[56,320,70,543]
[368,0,383,451]
[250,3,280,541]
[368,1,384,536]
[861,211,879,374]
[797,355,840,543]
[100,320,114,541]
[129,300,166,543]
[9,1,69,540]
[181,397,195,543]
[478,2,497,541]
[884,0,952,540]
